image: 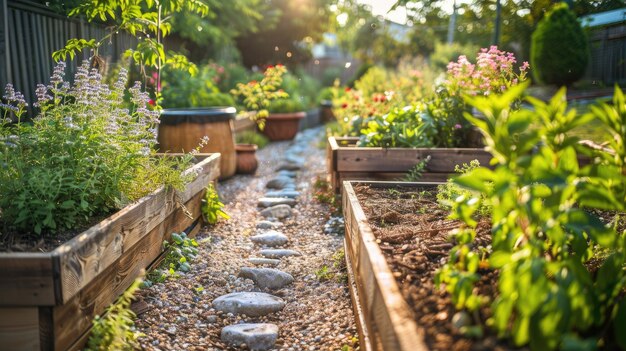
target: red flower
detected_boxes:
[276,64,284,68]
[148,99,155,106]
[267,65,274,69]
[345,87,351,92]
[341,103,348,109]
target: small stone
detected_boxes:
[239,267,294,290]
[212,292,285,317]
[206,315,218,324]
[266,176,295,190]
[256,221,283,230]
[221,323,278,350]
[452,311,471,331]
[265,190,301,199]
[278,170,297,178]
[259,249,302,259]
[248,257,281,266]
[257,197,297,208]
[277,163,302,171]
[250,230,289,247]
[260,205,292,219]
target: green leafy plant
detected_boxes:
[161,64,235,108]
[145,232,199,284]
[267,97,305,114]
[403,156,431,182]
[357,105,432,148]
[235,131,270,148]
[230,64,289,127]
[436,83,626,350]
[201,183,229,225]
[436,160,490,216]
[0,62,194,235]
[313,175,339,213]
[85,276,144,351]
[531,3,589,86]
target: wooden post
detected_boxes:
[0,0,10,87]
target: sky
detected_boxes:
[356,0,458,24]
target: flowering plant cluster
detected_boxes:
[445,46,529,97]
[0,61,194,235]
[230,64,289,127]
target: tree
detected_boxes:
[531,3,589,86]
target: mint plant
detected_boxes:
[436,83,626,350]
[201,183,229,225]
[145,232,199,284]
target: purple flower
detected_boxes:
[454,124,462,129]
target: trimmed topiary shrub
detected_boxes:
[531,3,589,86]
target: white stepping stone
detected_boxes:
[239,267,294,290]
[266,176,295,189]
[257,197,297,208]
[259,249,302,259]
[212,292,285,317]
[221,323,278,350]
[265,190,300,199]
[256,221,283,230]
[250,230,289,247]
[248,257,281,266]
[260,204,292,219]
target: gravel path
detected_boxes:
[136,127,359,350]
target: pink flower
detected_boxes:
[148,99,155,106]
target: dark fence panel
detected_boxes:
[585,24,626,85]
[0,0,136,106]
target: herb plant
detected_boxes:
[436,84,626,350]
[201,183,229,225]
[145,232,199,284]
[0,62,194,235]
[85,276,144,351]
[357,105,432,148]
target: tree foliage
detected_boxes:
[531,3,589,86]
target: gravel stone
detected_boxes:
[248,257,281,266]
[250,230,289,247]
[260,204,292,219]
[212,292,285,317]
[256,220,283,229]
[239,267,294,290]
[257,197,297,208]
[264,190,301,199]
[259,249,302,259]
[221,323,279,350]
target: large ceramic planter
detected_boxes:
[327,136,492,193]
[158,107,237,179]
[0,154,221,351]
[342,181,439,351]
[261,111,306,141]
[235,144,259,175]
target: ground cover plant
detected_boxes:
[0,61,194,242]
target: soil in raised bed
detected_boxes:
[354,184,522,351]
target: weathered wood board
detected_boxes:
[328,136,492,193]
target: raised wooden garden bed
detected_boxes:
[0,153,220,351]
[343,180,441,351]
[327,136,491,193]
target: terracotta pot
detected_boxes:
[235,143,259,174]
[261,111,306,141]
[158,107,237,179]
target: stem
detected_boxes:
[157,2,162,98]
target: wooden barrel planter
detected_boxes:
[342,181,439,351]
[327,136,492,193]
[158,107,237,179]
[261,111,306,141]
[0,154,220,351]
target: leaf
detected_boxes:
[454,168,494,193]
[615,299,626,349]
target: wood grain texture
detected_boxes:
[0,307,40,351]
[328,136,491,193]
[52,190,206,351]
[55,154,219,303]
[0,254,57,306]
[343,181,428,351]
[344,238,374,351]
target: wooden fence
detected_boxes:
[585,23,626,85]
[0,0,135,107]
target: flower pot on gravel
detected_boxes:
[320,100,335,123]
[158,107,237,179]
[235,143,259,174]
[0,154,220,351]
[261,111,306,141]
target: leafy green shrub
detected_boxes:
[0,62,194,235]
[201,183,229,225]
[161,65,236,108]
[436,84,626,350]
[531,3,589,86]
[235,131,269,148]
[429,41,479,72]
[346,62,373,87]
[357,105,432,148]
[85,277,143,351]
[267,98,305,114]
[436,160,491,215]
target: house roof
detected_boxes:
[581,8,626,28]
